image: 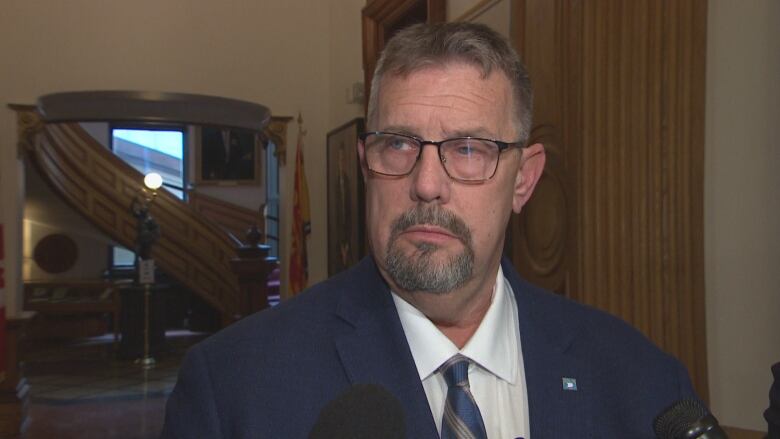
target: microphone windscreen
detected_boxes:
[308,383,406,439]
[654,398,728,439]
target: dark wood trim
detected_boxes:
[361,0,446,115]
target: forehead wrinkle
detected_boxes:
[383,94,494,129]
[392,100,462,111]
[380,103,501,140]
[392,89,496,108]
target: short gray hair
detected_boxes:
[367,22,533,145]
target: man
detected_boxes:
[768,362,780,438]
[162,22,697,438]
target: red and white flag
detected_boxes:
[288,128,311,295]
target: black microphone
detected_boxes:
[308,384,406,439]
[654,399,729,438]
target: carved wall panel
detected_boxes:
[511,0,708,399]
[511,123,569,294]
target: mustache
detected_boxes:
[389,205,472,245]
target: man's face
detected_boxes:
[360,63,536,295]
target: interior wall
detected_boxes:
[0,0,367,310]
[705,0,780,431]
[24,166,111,280]
[329,0,367,129]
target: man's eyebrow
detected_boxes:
[445,128,496,139]
[378,125,419,137]
[378,126,498,140]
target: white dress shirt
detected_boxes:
[391,265,530,439]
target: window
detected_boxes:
[112,127,186,197]
[265,141,280,258]
[110,126,186,266]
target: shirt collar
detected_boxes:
[392,265,519,384]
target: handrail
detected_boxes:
[187,190,264,244]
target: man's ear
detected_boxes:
[512,143,546,213]
[357,139,369,180]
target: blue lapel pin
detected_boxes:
[562,377,578,391]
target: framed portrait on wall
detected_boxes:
[327,118,365,276]
[196,126,262,185]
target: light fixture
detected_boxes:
[131,172,163,370]
[144,172,163,190]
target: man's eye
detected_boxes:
[386,136,414,151]
[455,145,474,155]
[451,140,490,156]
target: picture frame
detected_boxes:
[327,118,366,276]
[195,126,262,185]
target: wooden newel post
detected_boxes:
[230,224,278,317]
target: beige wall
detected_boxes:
[0,0,366,310]
[329,0,367,129]
[705,0,780,431]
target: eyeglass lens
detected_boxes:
[363,133,501,181]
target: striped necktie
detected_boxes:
[440,355,488,439]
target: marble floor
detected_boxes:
[16,331,207,439]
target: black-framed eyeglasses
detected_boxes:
[359,131,525,183]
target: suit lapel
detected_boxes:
[522,331,594,438]
[333,258,440,438]
[503,259,594,438]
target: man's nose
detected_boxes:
[409,144,450,203]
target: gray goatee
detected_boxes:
[384,205,474,294]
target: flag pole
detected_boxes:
[288,112,311,296]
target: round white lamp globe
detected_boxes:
[144,172,163,190]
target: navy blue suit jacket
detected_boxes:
[161,257,697,438]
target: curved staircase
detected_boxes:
[14,106,277,322]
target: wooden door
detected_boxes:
[509,0,709,400]
[362,0,446,109]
